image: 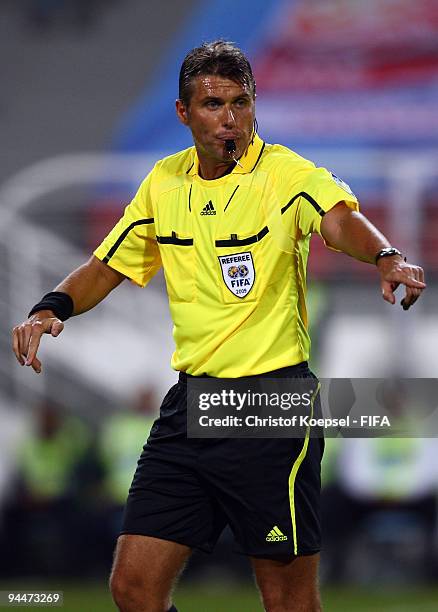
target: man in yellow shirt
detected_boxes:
[13,41,425,612]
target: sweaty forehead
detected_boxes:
[191,75,251,99]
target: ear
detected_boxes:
[176,99,189,126]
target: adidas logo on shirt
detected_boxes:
[266,526,288,542]
[200,200,216,216]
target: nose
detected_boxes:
[221,105,236,127]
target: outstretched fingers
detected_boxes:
[401,266,425,310]
[12,326,25,366]
[25,321,46,368]
[381,264,426,309]
[381,280,399,305]
[12,317,64,374]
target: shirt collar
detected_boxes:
[186,133,265,177]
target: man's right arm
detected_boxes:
[12,255,125,374]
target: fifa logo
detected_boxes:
[227,265,249,279]
[218,252,255,298]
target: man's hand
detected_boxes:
[12,310,64,374]
[12,256,125,375]
[377,255,426,310]
[320,203,426,309]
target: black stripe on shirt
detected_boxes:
[250,141,266,172]
[281,192,325,217]
[103,218,154,263]
[224,185,240,212]
[215,225,269,247]
[156,232,193,246]
[215,190,324,248]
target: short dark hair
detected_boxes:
[178,40,256,106]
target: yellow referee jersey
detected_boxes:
[94,134,359,377]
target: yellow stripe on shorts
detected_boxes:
[288,381,320,555]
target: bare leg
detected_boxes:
[251,553,321,612]
[110,534,191,612]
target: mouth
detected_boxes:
[216,133,240,142]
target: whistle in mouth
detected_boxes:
[225,139,236,154]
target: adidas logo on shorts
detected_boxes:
[266,526,288,542]
[200,200,216,215]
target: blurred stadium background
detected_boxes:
[1,0,438,609]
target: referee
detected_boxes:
[12,41,425,612]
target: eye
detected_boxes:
[206,100,220,109]
[234,98,249,108]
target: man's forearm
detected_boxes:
[13,256,126,374]
[320,203,392,264]
[53,255,126,316]
[320,201,425,310]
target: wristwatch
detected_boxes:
[375,247,404,264]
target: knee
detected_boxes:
[110,567,165,612]
[110,568,139,611]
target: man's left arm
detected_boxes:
[320,202,426,310]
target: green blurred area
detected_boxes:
[2,583,438,611]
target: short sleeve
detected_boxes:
[93,171,162,287]
[294,167,360,237]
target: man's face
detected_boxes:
[176,74,255,165]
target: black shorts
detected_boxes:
[121,362,324,558]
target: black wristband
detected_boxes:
[375,247,404,265]
[28,291,74,321]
